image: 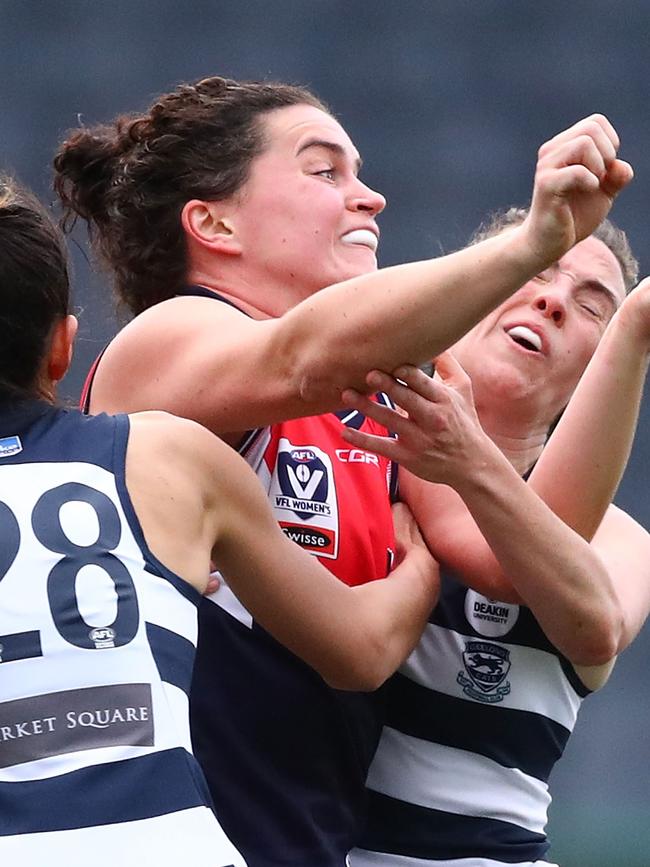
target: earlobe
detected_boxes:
[181,199,242,256]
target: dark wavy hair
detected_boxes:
[0,176,70,398]
[53,76,327,316]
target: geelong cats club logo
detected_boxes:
[457,640,512,703]
[269,439,339,559]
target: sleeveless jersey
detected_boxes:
[350,568,590,867]
[0,399,245,867]
[82,286,399,866]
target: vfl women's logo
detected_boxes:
[457,640,511,703]
[269,439,339,559]
[277,448,329,520]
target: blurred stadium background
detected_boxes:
[3,2,649,863]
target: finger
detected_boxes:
[600,158,634,199]
[341,387,409,431]
[391,501,419,547]
[538,164,601,198]
[381,370,454,421]
[341,425,403,462]
[541,134,609,180]
[392,364,440,392]
[539,114,619,159]
[430,351,467,384]
[366,368,448,411]
[205,574,221,595]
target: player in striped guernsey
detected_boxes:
[0,178,442,866]
[342,213,650,866]
[53,75,634,866]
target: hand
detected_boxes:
[340,353,497,487]
[522,114,633,265]
[204,563,221,596]
[391,500,439,593]
[391,500,429,562]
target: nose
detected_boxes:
[533,287,567,325]
[346,177,386,216]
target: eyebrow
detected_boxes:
[554,265,622,309]
[576,279,622,309]
[296,137,362,173]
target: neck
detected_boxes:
[473,390,551,476]
[186,264,311,320]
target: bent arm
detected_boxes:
[208,440,439,690]
[340,363,627,666]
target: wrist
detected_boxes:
[445,435,511,499]
[504,221,561,277]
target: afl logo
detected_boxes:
[291,449,316,462]
[89,627,116,649]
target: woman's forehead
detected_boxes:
[262,104,359,159]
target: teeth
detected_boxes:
[507,326,542,351]
[341,229,378,252]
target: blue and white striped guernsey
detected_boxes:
[350,568,591,867]
[0,400,245,867]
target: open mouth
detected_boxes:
[506,325,543,353]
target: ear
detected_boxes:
[47,315,78,385]
[181,199,243,257]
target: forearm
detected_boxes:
[530,311,650,539]
[452,443,621,664]
[284,227,548,402]
[342,554,440,690]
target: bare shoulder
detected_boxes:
[90,295,260,413]
[124,411,234,590]
[88,294,293,441]
[127,410,234,477]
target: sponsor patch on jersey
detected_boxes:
[457,639,511,703]
[464,588,519,637]
[0,683,153,768]
[269,438,339,559]
[0,436,22,458]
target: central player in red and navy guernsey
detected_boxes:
[58,75,632,866]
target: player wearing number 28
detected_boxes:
[0,179,437,867]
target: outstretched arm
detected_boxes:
[339,360,626,666]
[91,116,633,442]
[528,276,650,538]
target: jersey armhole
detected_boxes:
[111,414,202,608]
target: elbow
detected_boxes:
[323,656,392,693]
[563,605,624,667]
[295,360,345,409]
[325,670,389,692]
[321,630,400,692]
[294,338,370,409]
